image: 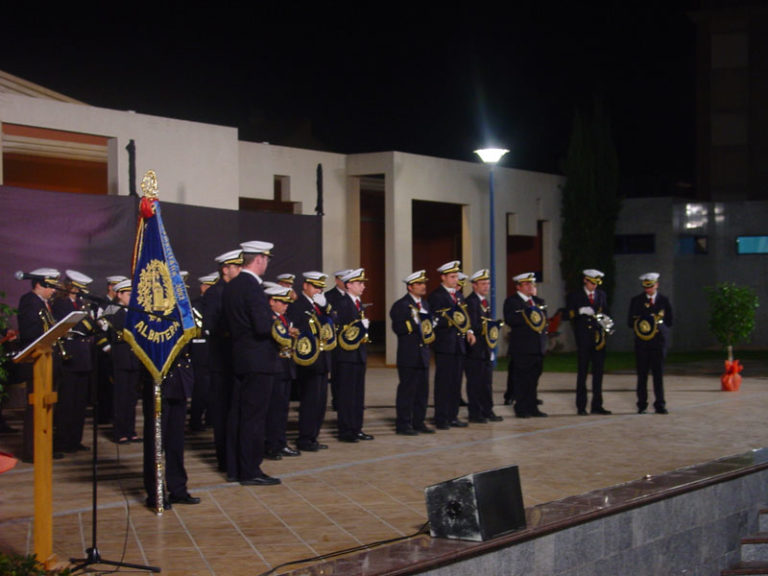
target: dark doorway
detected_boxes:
[360,178,386,346]
[507,219,544,294]
[412,200,463,293]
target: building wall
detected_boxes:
[347,152,564,364]
[613,197,768,352]
[0,92,239,208]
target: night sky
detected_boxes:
[2,1,699,193]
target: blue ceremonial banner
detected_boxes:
[124,173,197,382]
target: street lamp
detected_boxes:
[474,148,508,322]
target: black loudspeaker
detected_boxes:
[425,465,526,541]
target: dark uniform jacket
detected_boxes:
[627,293,673,350]
[465,291,492,361]
[428,285,466,355]
[52,296,94,372]
[18,292,48,347]
[504,292,547,356]
[389,294,431,369]
[566,288,609,350]
[324,287,346,311]
[201,279,230,369]
[286,294,332,374]
[222,271,277,375]
[335,294,367,365]
[105,308,141,372]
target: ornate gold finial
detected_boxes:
[140,170,159,199]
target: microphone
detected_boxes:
[15,271,43,281]
[14,271,58,288]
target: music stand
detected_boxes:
[14,311,86,570]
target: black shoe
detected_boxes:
[339,434,359,443]
[638,407,648,414]
[414,425,436,434]
[357,432,374,441]
[468,417,488,424]
[591,408,612,415]
[396,428,419,436]
[449,420,468,428]
[265,451,282,461]
[145,497,171,511]
[537,399,544,405]
[435,422,451,430]
[577,409,588,416]
[297,442,319,452]
[655,407,669,415]
[169,493,201,505]
[281,446,301,457]
[487,413,504,422]
[515,413,531,419]
[503,397,513,406]
[226,475,238,483]
[459,398,468,407]
[130,436,143,443]
[240,474,281,486]
[532,410,548,418]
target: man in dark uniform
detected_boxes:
[334,268,373,443]
[16,268,62,462]
[201,249,242,474]
[566,269,612,415]
[390,270,435,435]
[287,271,333,452]
[276,273,298,302]
[103,279,141,444]
[222,240,280,486]
[465,269,503,424]
[628,272,674,414]
[51,269,96,454]
[95,275,126,424]
[503,273,548,418]
[428,261,475,429]
[264,285,300,460]
[325,269,350,411]
[189,273,217,432]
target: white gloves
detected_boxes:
[579,306,595,316]
[312,292,327,307]
[361,318,370,329]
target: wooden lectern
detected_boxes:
[13,311,86,569]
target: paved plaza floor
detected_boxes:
[1,359,767,575]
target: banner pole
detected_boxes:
[153,376,164,515]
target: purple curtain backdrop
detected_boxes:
[0,186,322,329]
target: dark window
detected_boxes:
[615,234,655,254]
[677,235,708,255]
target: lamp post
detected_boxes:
[474,148,508,322]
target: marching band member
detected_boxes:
[335,268,373,443]
[390,270,435,435]
[628,272,674,414]
[465,269,503,424]
[287,271,333,452]
[428,261,474,430]
[566,269,612,415]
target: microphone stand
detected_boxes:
[67,291,161,573]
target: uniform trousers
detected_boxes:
[227,372,274,481]
[142,390,188,501]
[335,362,365,437]
[112,368,139,441]
[209,367,234,472]
[635,346,666,411]
[465,357,493,419]
[395,366,429,432]
[433,353,463,426]
[296,368,328,446]
[511,353,542,416]
[55,369,89,451]
[575,346,605,411]
[265,373,292,453]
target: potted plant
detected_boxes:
[705,282,759,391]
